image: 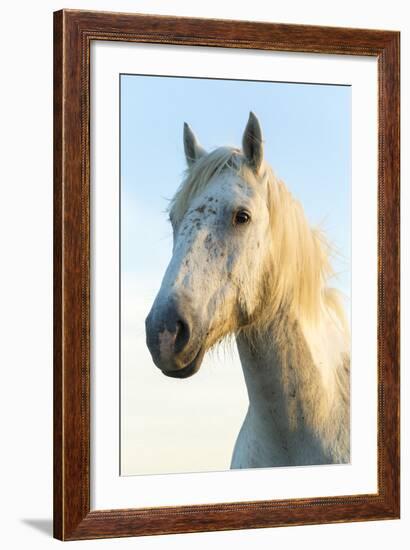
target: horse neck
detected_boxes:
[236,306,350,462]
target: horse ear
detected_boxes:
[242,111,263,173]
[183,122,206,167]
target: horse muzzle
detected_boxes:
[145,297,205,378]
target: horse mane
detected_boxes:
[169,146,348,331]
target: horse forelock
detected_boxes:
[169,146,244,225]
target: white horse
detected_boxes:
[145,112,350,468]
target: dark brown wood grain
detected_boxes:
[53,10,63,540]
[53,9,400,541]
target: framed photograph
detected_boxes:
[53,9,400,540]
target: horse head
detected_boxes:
[145,113,272,378]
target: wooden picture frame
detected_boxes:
[53,9,400,540]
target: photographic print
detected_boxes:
[54,10,400,539]
[120,74,351,476]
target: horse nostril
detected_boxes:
[174,319,190,354]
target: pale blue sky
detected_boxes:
[121,74,351,297]
[120,74,351,475]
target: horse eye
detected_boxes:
[234,210,251,225]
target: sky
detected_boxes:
[120,74,351,476]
